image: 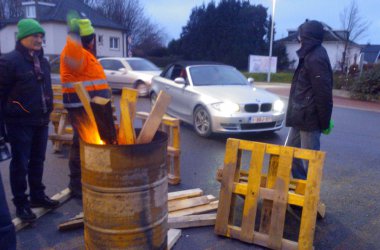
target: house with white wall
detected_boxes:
[278,29,362,71]
[361,44,380,64]
[0,0,127,59]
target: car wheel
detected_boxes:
[150,92,157,106]
[193,106,212,137]
[136,81,148,97]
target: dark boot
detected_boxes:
[16,206,36,222]
[30,195,59,208]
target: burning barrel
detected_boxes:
[80,131,168,249]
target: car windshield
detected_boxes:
[124,59,160,71]
[189,65,248,86]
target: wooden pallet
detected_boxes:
[215,168,326,218]
[49,85,73,152]
[136,111,181,185]
[215,138,325,250]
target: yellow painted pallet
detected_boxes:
[136,111,181,185]
[215,138,325,250]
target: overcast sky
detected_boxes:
[140,0,380,45]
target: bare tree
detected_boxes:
[0,0,22,19]
[87,0,167,56]
[339,0,369,73]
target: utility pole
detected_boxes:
[267,0,276,83]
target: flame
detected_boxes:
[75,112,105,145]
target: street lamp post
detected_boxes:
[267,0,276,82]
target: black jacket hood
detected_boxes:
[297,20,324,58]
[299,20,324,42]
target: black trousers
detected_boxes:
[6,123,48,208]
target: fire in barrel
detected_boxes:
[74,83,172,249]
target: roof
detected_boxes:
[361,44,380,63]
[0,0,125,31]
[277,29,359,46]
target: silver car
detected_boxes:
[150,62,285,137]
[98,57,161,96]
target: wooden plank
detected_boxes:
[298,151,325,250]
[136,111,180,127]
[214,138,240,236]
[169,201,218,218]
[91,96,117,145]
[73,82,97,129]
[259,154,279,234]
[168,188,203,201]
[240,142,266,243]
[58,218,84,231]
[118,88,138,144]
[167,146,180,156]
[168,229,181,250]
[268,147,294,249]
[122,87,139,119]
[168,214,216,229]
[52,112,69,152]
[13,188,71,231]
[168,195,211,212]
[137,91,171,144]
[49,134,73,141]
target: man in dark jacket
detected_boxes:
[285,20,333,180]
[0,19,59,222]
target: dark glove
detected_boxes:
[322,119,334,135]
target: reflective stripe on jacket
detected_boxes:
[60,35,110,108]
[62,79,111,108]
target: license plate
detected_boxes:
[252,116,272,123]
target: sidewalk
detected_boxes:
[256,82,380,113]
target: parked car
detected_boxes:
[98,57,161,96]
[150,61,285,137]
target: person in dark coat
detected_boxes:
[0,171,16,250]
[0,19,59,222]
[285,20,333,180]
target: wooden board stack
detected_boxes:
[59,188,218,232]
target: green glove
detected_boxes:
[322,119,334,135]
[67,10,80,34]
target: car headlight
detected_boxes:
[273,99,284,112]
[211,101,240,114]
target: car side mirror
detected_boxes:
[174,77,186,85]
[118,68,127,74]
[248,77,255,87]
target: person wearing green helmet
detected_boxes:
[0,18,59,223]
[60,14,111,198]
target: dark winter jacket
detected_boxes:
[0,41,53,125]
[286,20,333,131]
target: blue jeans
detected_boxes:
[285,128,321,180]
[0,171,17,250]
[6,123,48,208]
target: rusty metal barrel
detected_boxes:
[80,131,168,250]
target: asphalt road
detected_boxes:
[1,90,380,249]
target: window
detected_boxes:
[100,59,124,71]
[170,65,183,80]
[25,5,36,18]
[98,35,103,46]
[110,37,119,50]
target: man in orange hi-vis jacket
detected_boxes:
[60,17,111,198]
